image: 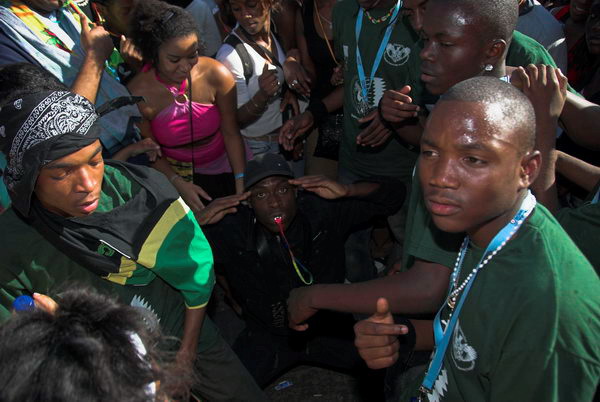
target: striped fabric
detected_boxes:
[99,165,215,309]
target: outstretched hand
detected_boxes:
[379,86,420,123]
[173,179,212,213]
[279,111,315,151]
[195,192,251,225]
[289,175,349,199]
[354,298,407,369]
[284,50,312,97]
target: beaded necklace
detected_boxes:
[418,191,537,401]
[365,3,397,24]
[446,193,535,309]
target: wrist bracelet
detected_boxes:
[307,97,328,126]
[245,103,263,116]
[169,173,180,184]
[250,94,266,110]
[234,172,245,179]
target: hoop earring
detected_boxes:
[484,64,494,72]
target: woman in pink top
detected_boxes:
[127,0,248,213]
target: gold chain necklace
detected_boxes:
[314,0,339,66]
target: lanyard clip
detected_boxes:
[418,385,431,401]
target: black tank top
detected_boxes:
[302,0,338,101]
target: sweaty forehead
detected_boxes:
[425,1,477,30]
[424,100,521,149]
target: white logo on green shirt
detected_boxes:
[350,76,387,119]
[384,43,411,66]
[428,368,448,402]
[452,320,477,371]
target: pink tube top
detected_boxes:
[148,68,226,167]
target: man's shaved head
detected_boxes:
[429,0,518,44]
[440,76,536,153]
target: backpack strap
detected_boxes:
[224,34,253,85]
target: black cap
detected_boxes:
[244,153,294,190]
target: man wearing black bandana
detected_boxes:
[0,90,266,401]
[198,152,407,387]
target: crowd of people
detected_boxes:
[0,0,598,401]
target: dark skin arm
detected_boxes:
[514,65,567,214]
[71,11,114,103]
[196,192,251,225]
[176,307,206,365]
[559,92,600,151]
[289,175,381,199]
[212,61,247,194]
[272,0,299,50]
[236,64,281,127]
[555,151,600,193]
[288,258,450,330]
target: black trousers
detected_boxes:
[232,317,385,400]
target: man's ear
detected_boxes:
[520,150,541,189]
[484,39,507,67]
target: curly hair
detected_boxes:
[129,0,201,64]
[0,287,186,402]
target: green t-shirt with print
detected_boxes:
[406,205,600,401]
[332,0,422,181]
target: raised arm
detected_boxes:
[213,61,247,194]
[515,64,567,213]
[560,92,600,150]
[71,11,114,103]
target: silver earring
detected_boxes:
[484,64,493,72]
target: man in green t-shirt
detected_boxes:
[286,0,523,331]
[0,89,265,401]
[356,77,600,401]
[282,0,422,181]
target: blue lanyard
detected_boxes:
[355,0,402,103]
[591,187,600,204]
[421,191,537,393]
